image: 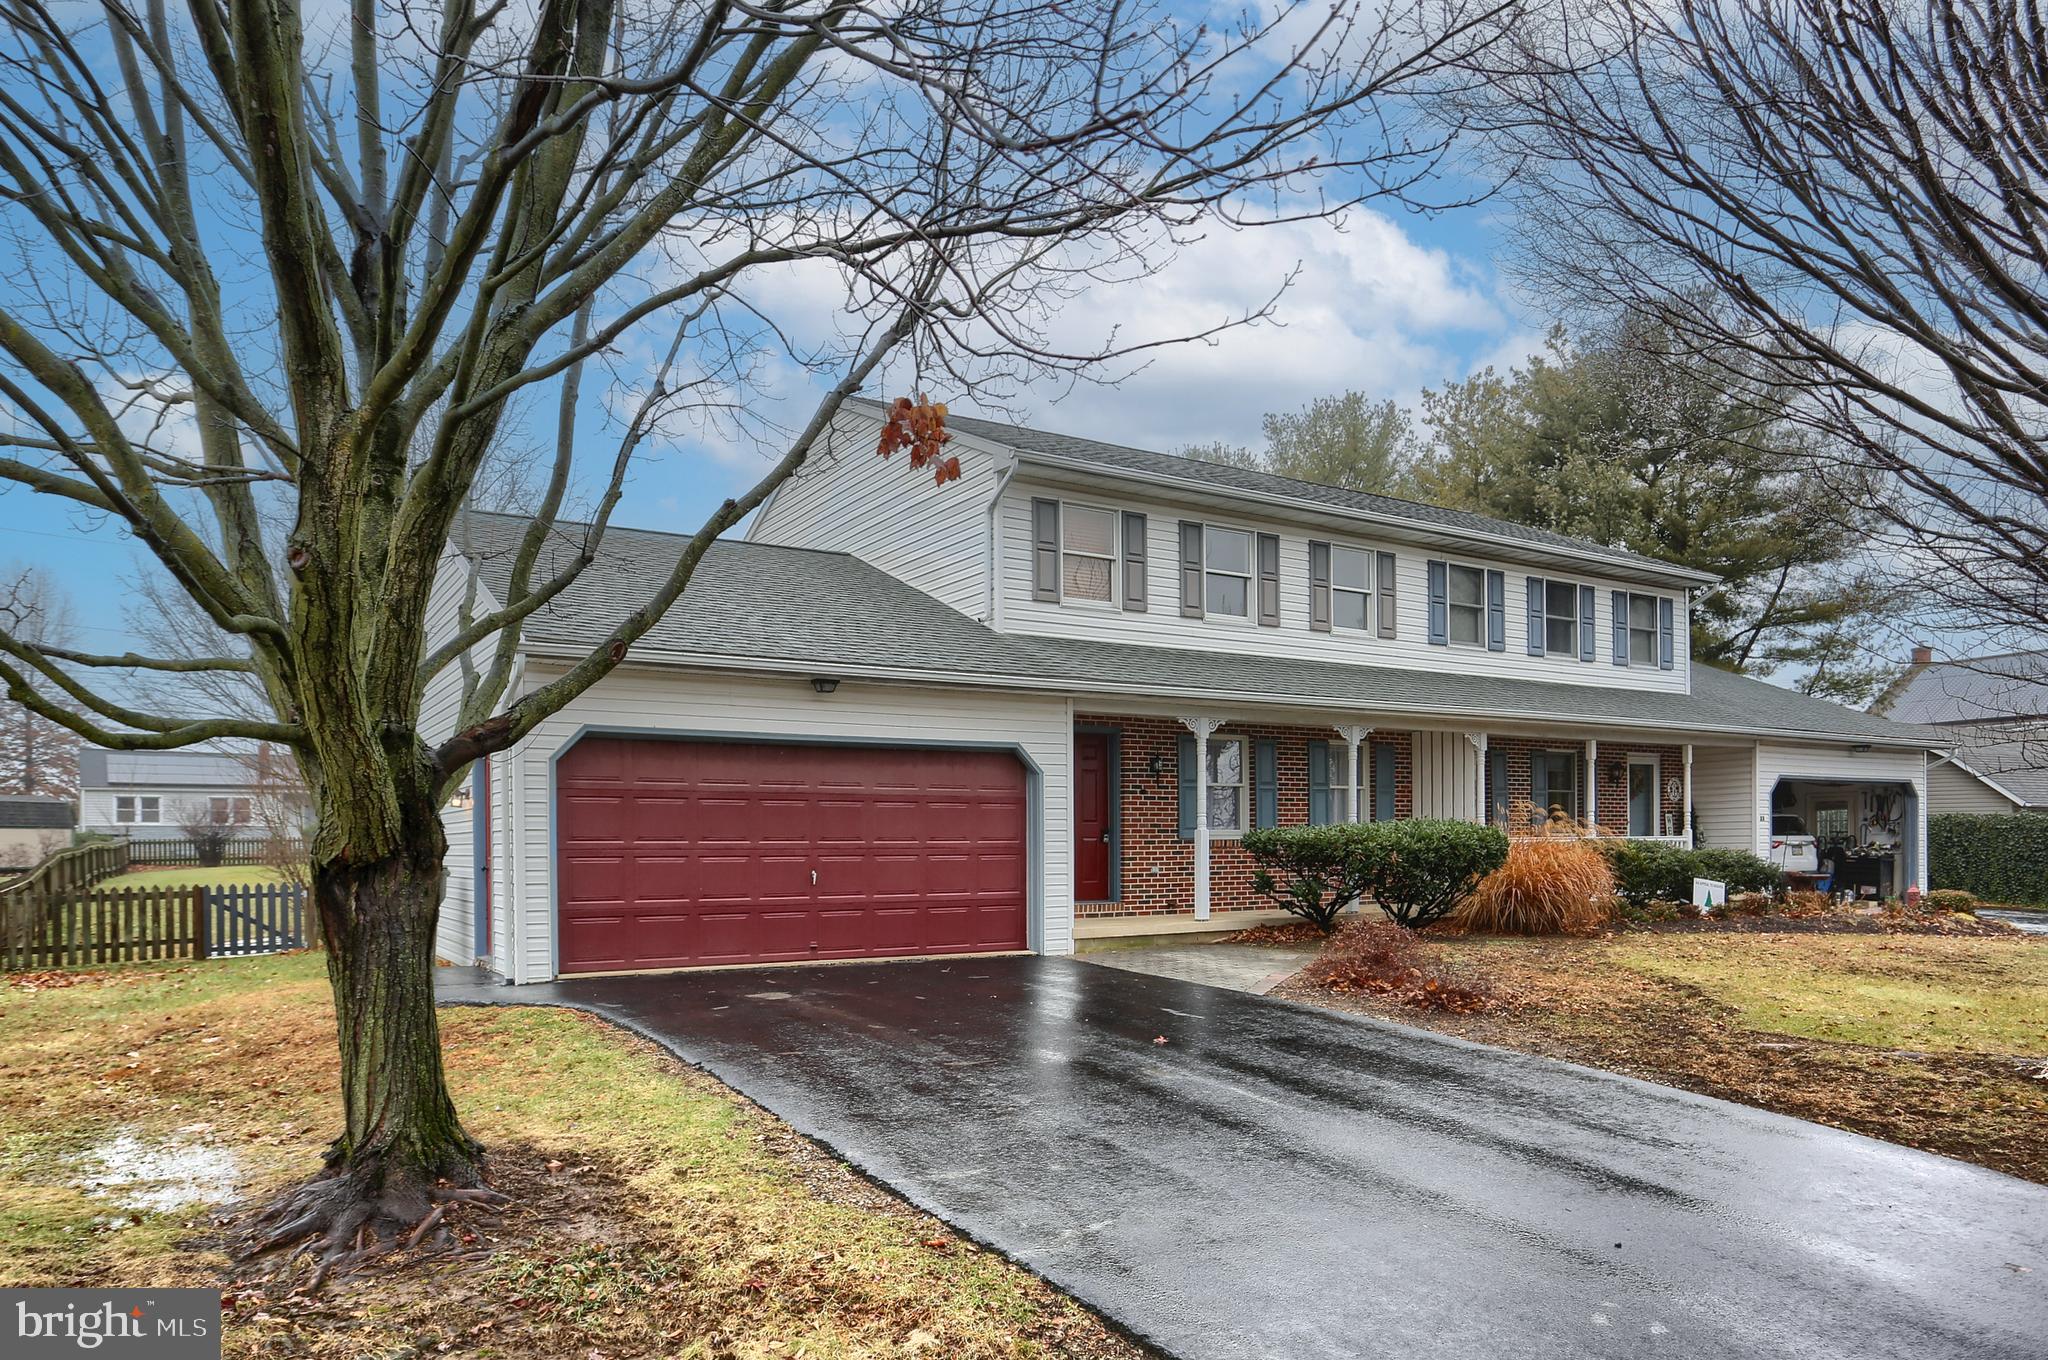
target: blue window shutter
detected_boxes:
[1254,740,1278,828]
[1486,570,1506,651]
[1659,596,1676,669]
[1373,744,1396,822]
[1579,584,1596,662]
[1489,748,1509,827]
[1427,560,1448,645]
[1179,522,1204,618]
[1177,732,1197,838]
[1308,742,1330,825]
[1031,499,1060,602]
[1612,589,1629,666]
[1376,551,1398,638]
[1525,576,1545,656]
[1308,541,1332,632]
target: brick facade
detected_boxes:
[1073,714,1414,919]
[1074,717,1683,922]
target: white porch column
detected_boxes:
[1335,724,1373,823]
[1683,743,1695,846]
[1464,731,1489,824]
[1180,716,1223,921]
[1586,737,1600,832]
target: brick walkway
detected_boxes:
[1080,941,1317,994]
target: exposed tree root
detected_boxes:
[236,1152,509,1292]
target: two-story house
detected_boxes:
[428,400,1938,980]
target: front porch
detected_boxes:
[1071,708,1735,938]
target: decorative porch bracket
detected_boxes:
[1179,716,1226,921]
[1334,724,1373,823]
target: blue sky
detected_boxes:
[2,195,1534,659]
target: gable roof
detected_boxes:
[454,512,1927,747]
[1873,650,2048,725]
[848,398,1717,588]
[77,747,254,790]
[0,795,73,829]
[1940,727,2048,807]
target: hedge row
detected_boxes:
[1600,840,1784,906]
[1928,813,2048,907]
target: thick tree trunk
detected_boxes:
[243,818,497,1267]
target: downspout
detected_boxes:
[985,459,1019,626]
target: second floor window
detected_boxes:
[1332,547,1373,631]
[1205,527,1253,617]
[1447,564,1486,645]
[1061,505,1117,603]
[1626,593,1659,665]
[1544,580,1579,655]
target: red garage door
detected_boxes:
[556,737,1029,972]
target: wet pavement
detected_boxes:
[1080,942,1317,994]
[440,956,2048,1360]
[1978,908,2048,936]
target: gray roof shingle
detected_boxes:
[1941,726,2048,806]
[851,399,1715,585]
[456,512,1929,746]
[76,748,255,789]
[0,795,75,829]
[1875,651,2048,725]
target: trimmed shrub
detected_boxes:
[1356,819,1509,928]
[1603,841,1782,905]
[1924,888,1979,913]
[1929,813,2048,907]
[1456,834,1616,935]
[1243,824,1374,932]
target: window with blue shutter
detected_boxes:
[1486,570,1506,651]
[1659,596,1676,669]
[1376,551,1398,637]
[1427,560,1448,645]
[1254,740,1278,828]
[1612,589,1629,665]
[1308,742,1330,824]
[1579,584,1596,662]
[1177,732,1197,838]
[1526,577,1545,656]
[1489,748,1509,827]
[1373,744,1396,821]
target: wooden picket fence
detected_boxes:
[0,841,127,897]
[123,837,303,868]
[1,883,308,971]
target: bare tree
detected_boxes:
[1480,0,2048,653]
[0,565,80,797]
[0,0,1517,1266]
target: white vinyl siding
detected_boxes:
[421,546,501,966]
[748,407,1001,616]
[1410,731,1487,821]
[1926,759,2025,814]
[491,664,1074,983]
[1690,745,1757,852]
[997,480,1692,693]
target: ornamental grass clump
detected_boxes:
[1455,806,1616,935]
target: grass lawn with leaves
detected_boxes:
[92,866,292,893]
[1275,929,2048,1183]
[0,953,1150,1359]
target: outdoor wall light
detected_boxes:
[810,676,841,694]
[1146,752,1165,781]
[448,785,474,812]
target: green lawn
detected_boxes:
[93,865,291,893]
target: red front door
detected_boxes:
[1075,732,1112,901]
[557,738,1028,972]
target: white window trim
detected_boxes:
[1626,754,1661,837]
[1330,545,1375,634]
[1205,735,1252,838]
[1203,524,1256,625]
[1056,500,1121,610]
[1542,579,1580,657]
[118,794,163,825]
[1445,562,1488,650]
[1626,591,1661,666]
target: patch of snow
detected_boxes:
[67,1129,241,1214]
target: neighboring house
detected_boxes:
[76,747,282,837]
[428,400,1940,980]
[0,795,74,870]
[1872,648,2048,814]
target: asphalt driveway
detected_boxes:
[441,956,2047,1360]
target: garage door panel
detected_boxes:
[558,738,1027,972]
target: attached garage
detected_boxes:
[556,736,1030,973]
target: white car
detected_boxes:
[1769,815,1820,874]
